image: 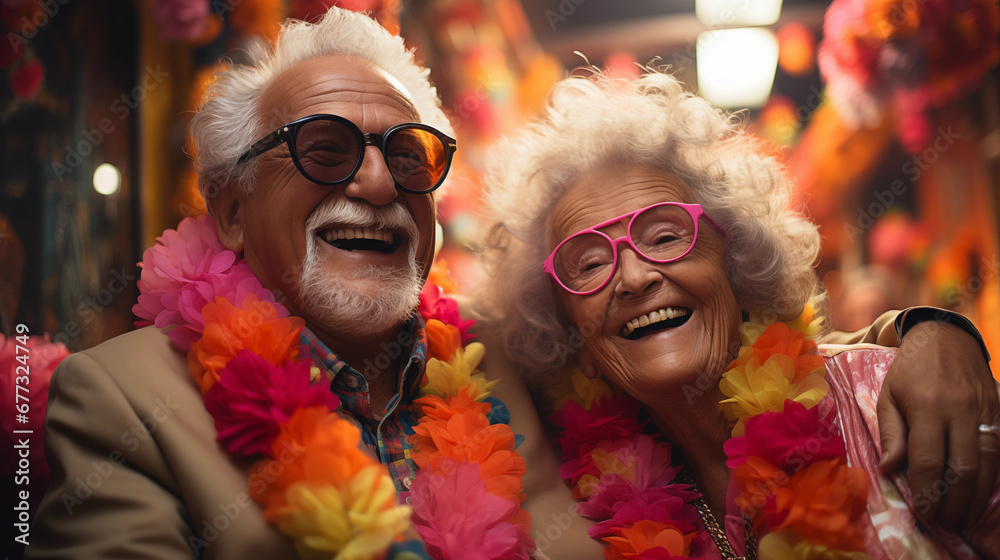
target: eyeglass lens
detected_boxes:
[552,204,696,293]
[293,119,448,192]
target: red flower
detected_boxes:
[584,485,700,539]
[552,396,642,462]
[418,283,476,344]
[10,60,43,99]
[724,400,845,472]
[204,350,340,457]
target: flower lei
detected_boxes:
[551,307,873,559]
[133,214,534,560]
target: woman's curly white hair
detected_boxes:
[477,69,824,386]
[189,6,452,195]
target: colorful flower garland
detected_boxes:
[551,307,873,559]
[133,214,534,560]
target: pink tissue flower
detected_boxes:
[151,0,209,42]
[724,400,844,472]
[409,459,532,560]
[203,350,339,457]
[552,396,642,462]
[418,283,476,344]
[583,485,700,538]
[133,214,283,350]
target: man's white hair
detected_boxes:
[190,7,453,195]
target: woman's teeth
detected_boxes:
[622,307,690,336]
[320,227,394,244]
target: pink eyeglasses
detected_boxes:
[543,202,726,295]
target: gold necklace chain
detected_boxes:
[680,468,757,560]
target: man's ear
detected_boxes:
[203,175,244,254]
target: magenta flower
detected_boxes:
[132,215,283,351]
[418,284,476,344]
[203,350,339,457]
[552,396,642,462]
[409,459,532,560]
[723,400,844,472]
[585,485,700,539]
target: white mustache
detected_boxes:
[306,197,419,240]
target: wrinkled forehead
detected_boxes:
[257,55,420,129]
[549,164,695,245]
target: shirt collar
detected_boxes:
[299,316,428,415]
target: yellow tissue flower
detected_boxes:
[741,303,824,346]
[739,319,770,347]
[420,342,497,400]
[784,303,824,340]
[759,532,870,560]
[276,465,412,560]
[544,368,614,411]
[719,353,828,429]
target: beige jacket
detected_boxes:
[28,326,296,559]
[27,312,906,559]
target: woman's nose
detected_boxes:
[613,248,661,298]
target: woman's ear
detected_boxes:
[203,176,244,255]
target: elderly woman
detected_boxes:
[479,70,998,559]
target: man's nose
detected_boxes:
[343,145,398,206]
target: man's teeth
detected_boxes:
[320,227,393,244]
[622,307,690,336]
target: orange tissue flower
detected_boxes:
[187,293,304,394]
[769,458,870,551]
[603,520,695,560]
[251,406,376,513]
[864,0,921,41]
[425,319,462,362]
[414,386,491,421]
[409,409,526,502]
[728,322,824,383]
[427,259,461,294]
[732,455,789,525]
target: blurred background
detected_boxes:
[1,0,998,361]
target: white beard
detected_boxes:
[299,198,424,336]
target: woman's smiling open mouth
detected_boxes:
[620,306,692,339]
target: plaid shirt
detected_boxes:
[301,318,426,493]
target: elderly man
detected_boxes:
[26,6,998,560]
[28,8,456,559]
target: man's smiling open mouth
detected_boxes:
[620,307,692,339]
[319,227,402,253]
